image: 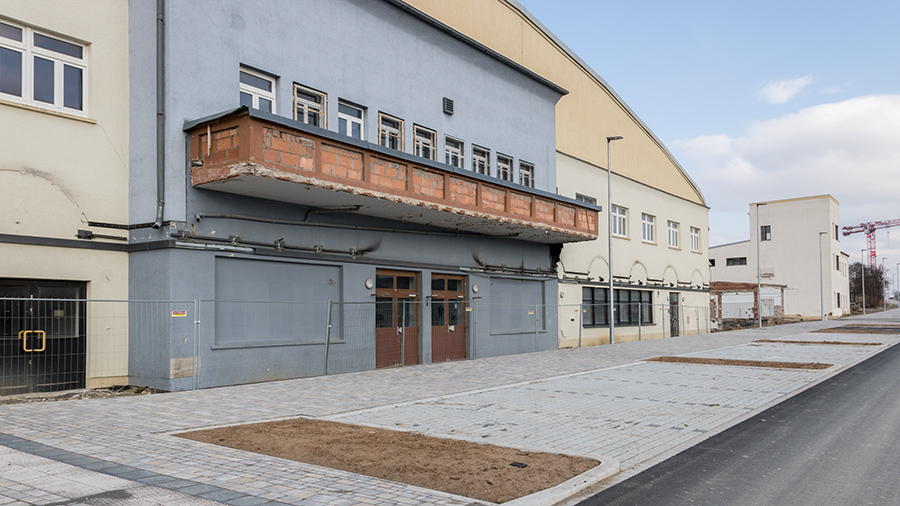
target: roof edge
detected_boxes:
[502,0,706,206]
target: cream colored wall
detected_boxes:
[0,0,129,386]
[556,153,710,346]
[403,0,705,206]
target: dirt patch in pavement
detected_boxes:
[644,356,832,369]
[176,417,599,503]
[813,325,900,335]
[755,339,882,346]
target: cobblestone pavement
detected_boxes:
[1,312,898,506]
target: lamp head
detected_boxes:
[606,136,624,142]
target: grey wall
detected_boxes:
[129,0,562,228]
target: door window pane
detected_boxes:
[431,279,445,291]
[448,302,464,326]
[447,279,463,292]
[375,275,393,289]
[33,56,54,103]
[398,298,417,327]
[375,298,393,328]
[431,299,446,326]
[396,276,416,290]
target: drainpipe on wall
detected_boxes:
[153,0,166,229]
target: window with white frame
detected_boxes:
[667,221,680,248]
[239,67,275,113]
[472,146,489,175]
[641,213,656,242]
[690,226,700,252]
[414,125,436,160]
[379,113,403,151]
[519,161,534,187]
[444,136,463,168]
[497,155,512,181]
[337,101,364,139]
[611,205,627,237]
[0,19,87,115]
[294,84,326,127]
[575,193,596,205]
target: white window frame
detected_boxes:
[667,221,680,248]
[641,213,656,243]
[519,161,534,187]
[379,112,404,151]
[690,226,701,252]
[239,67,276,113]
[414,124,436,160]
[0,19,88,116]
[294,83,326,128]
[472,146,490,175]
[497,154,513,182]
[575,193,597,205]
[444,136,464,168]
[337,100,364,140]
[611,205,627,237]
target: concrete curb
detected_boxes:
[501,456,620,506]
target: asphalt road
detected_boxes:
[579,338,900,506]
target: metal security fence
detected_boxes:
[1,297,711,394]
[558,303,711,347]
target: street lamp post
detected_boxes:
[882,257,887,312]
[606,136,623,345]
[861,249,867,315]
[819,231,827,321]
[755,203,767,328]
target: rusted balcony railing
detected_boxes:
[185,108,599,243]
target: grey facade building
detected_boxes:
[127,0,599,390]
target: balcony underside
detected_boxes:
[186,109,599,244]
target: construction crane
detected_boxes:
[842,219,900,267]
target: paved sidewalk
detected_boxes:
[1,311,898,506]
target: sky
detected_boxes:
[517,0,900,279]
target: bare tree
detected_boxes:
[849,262,891,309]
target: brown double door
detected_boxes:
[430,274,466,362]
[375,270,419,368]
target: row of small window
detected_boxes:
[582,287,653,327]
[239,67,536,187]
[0,19,86,114]
[601,202,700,251]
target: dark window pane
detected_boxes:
[398,298,417,327]
[34,33,82,58]
[339,103,362,118]
[351,122,360,139]
[63,64,82,110]
[431,279,445,291]
[239,70,271,92]
[375,275,393,289]
[449,302,464,326]
[375,298,393,328]
[338,117,347,136]
[0,21,22,42]
[258,97,272,113]
[447,279,462,292]
[239,91,252,108]
[431,299,445,326]
[396,276,415,290]
[33,56,54,103]
[0,47,22,96]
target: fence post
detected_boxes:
[471,300,477,360]
[638,301,642,341]
[534,304,539,352]
[400,300,406,367]
[193,298,201,390]
[662,305,667,339]
[323,300,333,376]
[578,303,583,348]
[696,307,700,335]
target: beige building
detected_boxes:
[709,195,850,319]
[0,0,129,392]
[405,0,711,344]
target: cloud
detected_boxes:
[819,84,843,95]
[757,75,816,104]
[671,95,900,251]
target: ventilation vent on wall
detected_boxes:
[443,97,454,115]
